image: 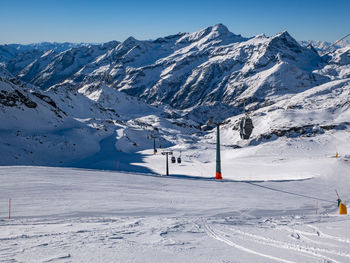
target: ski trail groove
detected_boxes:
[306,224,350,244]
[224,227,345,262]
[204,223,296,263]
[274,225,339,247]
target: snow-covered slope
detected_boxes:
[0,66,103,166]
[1,162,350,262]
[0,65,201,170]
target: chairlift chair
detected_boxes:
[177,151,182,164]
[239,114,254,140]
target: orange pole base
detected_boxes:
[339,203,347,215]
[216,172,222,180]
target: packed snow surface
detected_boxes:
[1,148,350,263]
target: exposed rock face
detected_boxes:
[0,89,37,108]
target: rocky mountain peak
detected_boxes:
[211,23,230,34]
[176,23,244,45]
[122,37,140,47]
[269,30,300,49]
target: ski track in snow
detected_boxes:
[203,222,296,263]
[201,216,350,263]
[4,215,350,262]
[306,224,350,244]
[223,226,347,262]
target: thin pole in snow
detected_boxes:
[166,153,169,176]
[9,198,11,219]
[215,123,222,180]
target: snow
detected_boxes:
[1,102,350,262]
[1,24,350,262]
[1,156,349,262]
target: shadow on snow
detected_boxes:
[69,133,156,174]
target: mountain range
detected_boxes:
[1,24,349,171]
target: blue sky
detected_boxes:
[1,0,349,44]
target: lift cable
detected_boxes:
[244,181,335,204]
[321,33,350,56]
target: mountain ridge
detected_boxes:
[0,24,350,170]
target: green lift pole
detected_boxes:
[151,135,157,154]
[161,151,173,176]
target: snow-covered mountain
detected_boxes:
[7,42,90,52]
[0,42,118,86]
[299,39,350,53]
[3,24,334,116]
[0,64,200,169]
[18,41,119,89]
[57,26,324,113]
[2,25,348,115]
[0,42,88,71]
[1,24,350,172]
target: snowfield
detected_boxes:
[1,145,350,263]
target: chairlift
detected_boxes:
[238,99,254,140]
[171,156,176,163]
[177,151,182,164]
[239,114,254,140]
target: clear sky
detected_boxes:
[1,0,349,44]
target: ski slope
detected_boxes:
[1,24,350,262]
[1,152,349,263]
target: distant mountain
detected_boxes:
[299,40,350,53]
[0,44,18,62]
[18,41,119,89]
[0,42,114,84]
[0,42,88,64]
[54,25,327,116]
[7,42,90,52]
[2,25,349,117]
